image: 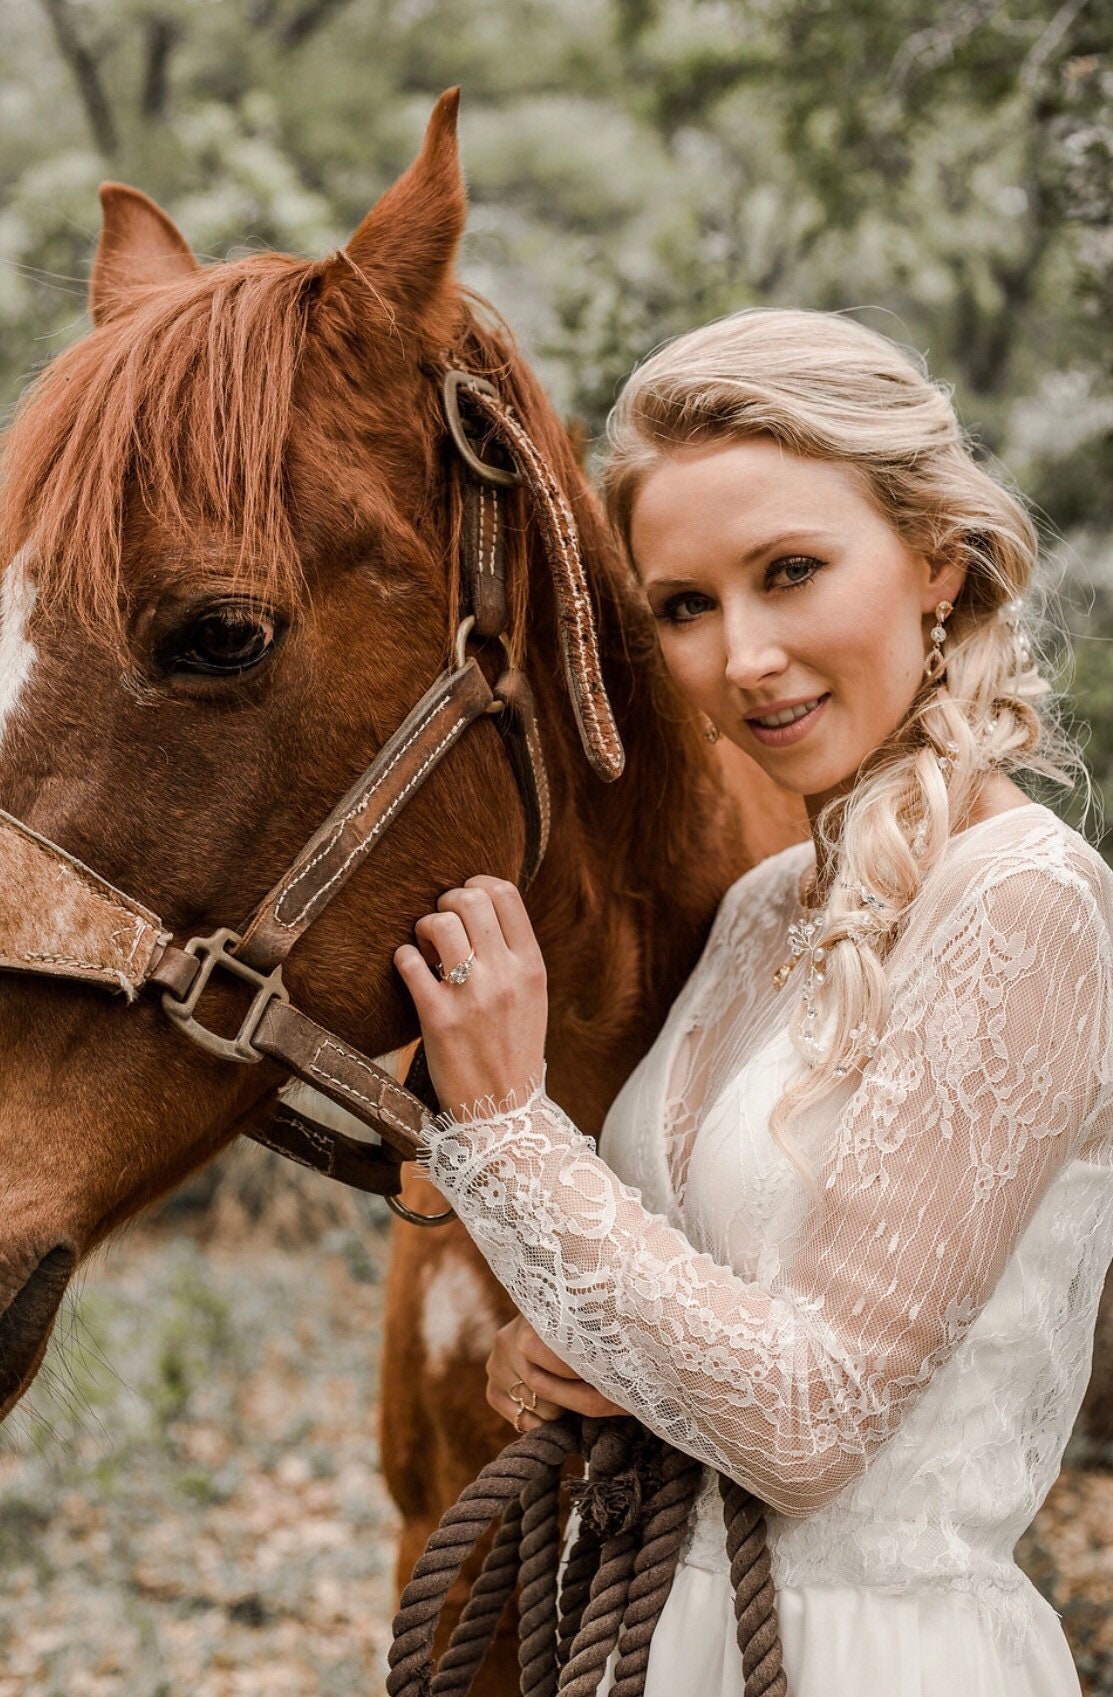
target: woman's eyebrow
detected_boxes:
[737,528,837,563]
[642,530,837,591]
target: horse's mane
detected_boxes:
[0,252,322,640]
[0,253,622,664]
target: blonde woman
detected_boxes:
[394,309,1113,1695]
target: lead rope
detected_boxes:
[386,1416,789,1697]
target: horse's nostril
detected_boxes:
[0,1242,76,1414]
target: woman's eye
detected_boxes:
[657,592,714,625]
[159,605,281,676]
[769,555,824,590]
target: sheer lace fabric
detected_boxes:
[420,804,1113,1652]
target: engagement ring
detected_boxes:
[439,950,476,986]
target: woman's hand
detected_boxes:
[393,874,548,1122]
[487,1313,628,1432]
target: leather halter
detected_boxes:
[0,367,624,1224]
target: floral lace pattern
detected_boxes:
[420,806,1113,1637]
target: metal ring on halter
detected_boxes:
[442,369,522,489]
[454,613,522,681]
[386,1192,457,1228]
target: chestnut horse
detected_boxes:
[0,91,805,1684]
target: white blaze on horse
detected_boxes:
[0,90,804,1686]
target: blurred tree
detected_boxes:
[0,0,1109,848]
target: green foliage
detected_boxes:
[1,0,1110,848]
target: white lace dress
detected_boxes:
[419,802,1113,1694]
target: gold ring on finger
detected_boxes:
[509,1379,538,1412]
[513,1405,528,1434]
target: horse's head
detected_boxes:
[0,91,613,1418]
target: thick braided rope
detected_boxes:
[719,1476,789,1696]
[556,1521,640,1696]
[608,1441,704,1697]
[387,1420,579,1697]
[389,1417,790,1697]
[429,1497,525,1696]
[518,1459,565,1697]
[556,1521,603,1670]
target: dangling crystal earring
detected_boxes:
[702,715,721,744]
[923,600,953,683]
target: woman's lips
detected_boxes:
[745,693,830,748]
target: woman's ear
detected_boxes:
[921,550,967,616]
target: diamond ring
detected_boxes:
[438,949,476,986]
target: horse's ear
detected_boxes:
[322,88,466,334]
[90,184,198,325]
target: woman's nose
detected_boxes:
[722,614,788,692]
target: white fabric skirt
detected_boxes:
[594,1560,1082,1696]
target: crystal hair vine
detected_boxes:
[997,597,1033,669]
[771,871,888,1071]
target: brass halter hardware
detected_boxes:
[160,927,289,1063]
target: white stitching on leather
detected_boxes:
[307,1038,413,1138]
[273,692,472,930]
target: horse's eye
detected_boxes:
[160,605,281,677]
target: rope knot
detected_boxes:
[565,1439,663,1537]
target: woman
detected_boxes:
[393,309,1113,1694]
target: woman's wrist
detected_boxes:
[436,1066,548,1128]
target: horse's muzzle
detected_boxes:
[0,1242,76,1422]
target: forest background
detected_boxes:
[1,2,1112,1694]
[3,0,1113,857]
[3,0,1113,839]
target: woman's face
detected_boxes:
[629,438,965,816]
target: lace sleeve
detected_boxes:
[419,859,1113,1517]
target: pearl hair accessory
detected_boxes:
[771,872,889,1070]
[936,739,960,781]
[998,597,1033,668]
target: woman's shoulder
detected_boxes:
[911,800,1113,960]
[939,799,1111,898]
[695,838,810,963]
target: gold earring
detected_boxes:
[923,599,953,683]
[702,715,721,744]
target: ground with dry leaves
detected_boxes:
[0,1206,1109,1696]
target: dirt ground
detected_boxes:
[1,1207,1110,1697]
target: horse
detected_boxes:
[0,89,806,1687]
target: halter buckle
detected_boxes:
[161,927,289,1063]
